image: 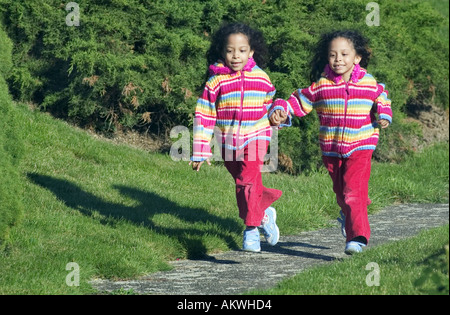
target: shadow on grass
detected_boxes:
[27,173,241,259]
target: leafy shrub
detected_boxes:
[0,0,210,134]
[0,0,448,173]
[0,21,12,77]
[0,25,24,246]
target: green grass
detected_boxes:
[249,225,449,295]
[0,75,24,249]
[0,103,448,294]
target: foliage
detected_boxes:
[0,26,24,246]
[414,243,449,295]
[0,22,12,77]
[277,114,322,175]
[0,0,448,173]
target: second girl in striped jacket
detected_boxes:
[191,23,282,252]
[270,30,392,255]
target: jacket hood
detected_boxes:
[209,57,256,76]
[323,64,366,84]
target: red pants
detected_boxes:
[223,141,282,227]
[322,150,373,243]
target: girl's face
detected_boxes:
[328,37,362,82]
[223,33,254,72]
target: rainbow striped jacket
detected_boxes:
[192,59,275,162]
[271,65,392,158]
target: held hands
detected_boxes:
[189,159,211,172]
[269,109,288,126]
[377,119,390,129]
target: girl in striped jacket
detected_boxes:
[270,30,393,255]
[190,23,282,252]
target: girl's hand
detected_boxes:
[270,109,288,126]
[377,119,390,129]
[189,159,211,172]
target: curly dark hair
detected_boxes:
[310,30,372,82]
[206,23,268,69]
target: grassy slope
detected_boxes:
[0,77,24,249]
[0,103,448,294]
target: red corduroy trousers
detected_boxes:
[223,140,282,227]
[322,150,373,243]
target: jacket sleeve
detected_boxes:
[264,81,277,113]
[192,79,219,162]
[374,83,393,124]
[269,83,316,128]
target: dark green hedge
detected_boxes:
[1,0,448,173]
[0,20,12,77]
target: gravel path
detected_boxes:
[91,203,449,295]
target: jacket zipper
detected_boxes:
[236,71,245,149]
[340,82,350,155]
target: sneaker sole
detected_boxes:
[344,248,360,255]
[242,247,261,252]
